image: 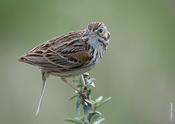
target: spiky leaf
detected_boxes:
[96,97,111,109]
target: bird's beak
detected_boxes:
[105,32,110,40]
[107,32,110,39]
[103,32,110,46]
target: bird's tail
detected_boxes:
[35,72,48,116]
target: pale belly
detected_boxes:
[48,65,95,77]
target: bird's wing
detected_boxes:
[18,31,93,70]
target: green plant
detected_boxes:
[65,73,111,124]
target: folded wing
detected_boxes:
[18,32,92,72]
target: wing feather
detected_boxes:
[19,31,93,72]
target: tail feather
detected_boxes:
[35,80,47,116]
[18,54,47,65]
[18,55,34,65]
[35,71,48,116]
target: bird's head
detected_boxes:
[85,22,110,47]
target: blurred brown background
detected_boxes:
[0,0,175,124]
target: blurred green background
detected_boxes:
[0,0,175,124]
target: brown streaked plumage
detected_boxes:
[18,22,110,116]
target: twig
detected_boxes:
[65,73,111,124]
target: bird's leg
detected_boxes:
[61,77,79,92]
[61,76,88,99]
[35,71,48,116]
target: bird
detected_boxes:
[18,21,110,116]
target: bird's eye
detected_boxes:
[99,29,103,33]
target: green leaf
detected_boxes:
[95,96,103,103]
[95,111,102,116]
[65,118,84,124]
[96,97,111,109]
[85,99,95,105]
[86,78,96,87]
[89,112,104,124]
[83,102,93,114]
